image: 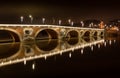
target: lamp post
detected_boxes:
[20,16,24,24]
[59,20,61,25]
[80,21,84,27]
[29,14,33,24]
[68,19,71,25]
[71,21,74,26]
[42,18,45,24]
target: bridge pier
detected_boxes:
[22,27,35,42]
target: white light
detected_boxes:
[20,16,24,23]
[24,60,26,65]
[69,53,71,58]
[32,63,35,70]
[29,56,32,59]
[29,14,32,18]
[42,18,45,24]
[81,49,84,54]
[98,44,100,48]
[91,46,93,51]
[109,40,112,45]
[81,21,84,27]
[44,55,47,60]
[104,42,106,47]
[71,21,74,26]
[114,40,116,43]
[68,19,71,24]
[29,14,33,23]
[59,20,62,25]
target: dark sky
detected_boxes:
[0,0,120,23]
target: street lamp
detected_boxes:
[29,14,33,24]
[68,19,71,25]
[20,16,24,23]
[59,20,61,25]
[89,23,92,27]
[71,21,74,26]
[80,21,84,27]
[42,18,45,24]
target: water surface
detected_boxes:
[0,36,120,77]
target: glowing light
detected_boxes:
[29,14,33,23]
[69,53,71,58]
[0,38,104,67]
[68,19,71,24]
[91,46,93,51]
[29,15,32,18]
[80,21,84,27]
[24,60,26,65]
[109,40,112,45]
[32,63,35,70]
[44,55,47,60]
[58,20,62,25]
[20,16,24,23]
[98,44,100,48]
[42,18,45,24]
[81,49,84,54]
[104,42,106,47]
[114,40,116,43]
[71,21,74,26]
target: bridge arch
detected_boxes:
[83,31,91,37]
[35,39,59,53]
[93,31,98,36]
[66,30,79,38]
[0,28,21,42]
[35,28,58,40]
[0,43,20,59]
[100,31,104,36]
[67,38,79,47]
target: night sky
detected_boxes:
[0,0,120,23]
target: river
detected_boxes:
[0,36,120,77]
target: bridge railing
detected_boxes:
[0,24,104,31]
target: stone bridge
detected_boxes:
[0,24,104,42]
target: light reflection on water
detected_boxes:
[0,42,20,59]
[0,36,120,77]
[0,36,104,67]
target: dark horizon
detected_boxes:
[0,0,120,24]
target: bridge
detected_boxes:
[0,24,104,43]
